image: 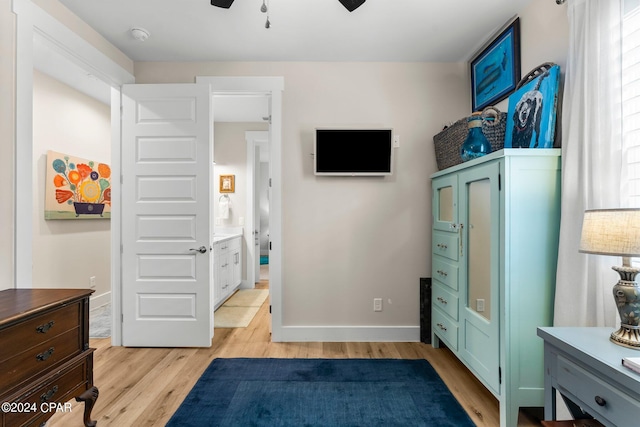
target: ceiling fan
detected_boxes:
[210,0,366,12]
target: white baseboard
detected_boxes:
[276,325,420,342]
[90,291,111,309]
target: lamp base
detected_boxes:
[610,326,640,349]
[611,265,640,350]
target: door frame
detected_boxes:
[198,76,284,342]
[245,130,269,288]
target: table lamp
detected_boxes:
[580,208,640,349]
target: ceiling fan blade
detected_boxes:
[338,0,366,12]
[211,0,235,8]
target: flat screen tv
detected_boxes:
[314,128,393,176]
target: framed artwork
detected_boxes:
[220,174,235,193]
[470,18,521,112]
[504,64,560,149]
[45,150,111,219]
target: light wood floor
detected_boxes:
[49,278,543,427]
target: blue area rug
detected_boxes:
[260,255,269,265]
[166,358,474,427]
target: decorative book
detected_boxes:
[622,356,640,374]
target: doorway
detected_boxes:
[245,130,270,288]
[15,2,285,345]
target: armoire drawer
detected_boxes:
[432,231,459,261]
[432,257,459,291]
[433,308,458,351]
[433,282,458,321]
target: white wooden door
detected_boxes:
[121,84,213,347]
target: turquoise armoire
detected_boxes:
[431,149,561,427]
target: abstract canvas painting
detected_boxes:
[504,64,561,149]
[45,150,111,219]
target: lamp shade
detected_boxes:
[579,208,640,257]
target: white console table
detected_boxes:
[537,327,640,426]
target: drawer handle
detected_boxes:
[36,347,55,362]
[436,270,448,277]
[40,385,59,403]
[36,320,55,334]
[436,322,447,332]
[594,395,606,407]
[436,243,448,250]
[437,296,448,305]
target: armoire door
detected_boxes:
[458,161,501,394]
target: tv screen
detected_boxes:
[314,128,393,176]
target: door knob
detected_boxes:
[189,246,207,254]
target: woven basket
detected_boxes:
[433,107,506,170]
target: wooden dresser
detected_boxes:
[0,289,98,427]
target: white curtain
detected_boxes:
[554,0,623,327]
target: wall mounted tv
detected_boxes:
[314,128,394,176]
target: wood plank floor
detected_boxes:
[49,279,544,426]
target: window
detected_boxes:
[624,1,640,206]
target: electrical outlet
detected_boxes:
[393,135,400,148]
[476,299,485,312]
[90,276,96,289]
[373,298,383,312]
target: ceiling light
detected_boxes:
[130,28,150,42]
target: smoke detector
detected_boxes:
[130,28,150,42]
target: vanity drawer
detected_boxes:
[433,282,458,321]
[433,308,458,351]
[0,302,80,361]
[557,355,640,427]
[0,328,82,392]
[432,231,459,261]
[432,257,459,291]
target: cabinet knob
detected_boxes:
[594,395,606,407]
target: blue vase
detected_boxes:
[460,114,492,162]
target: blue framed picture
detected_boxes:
[504,64,560,149]
[471,18,521,112]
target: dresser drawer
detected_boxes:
[2,354,90,427]
[432,231,459,261]
[557,355,640,427]
[433,308,458,351]
[433,282,458,321]
[432,257,459,291]
[0,328,82,392]
[0,302,80,362]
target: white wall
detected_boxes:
[0,0,16,289]
[136,61,469,331]
[213,122,269,227]
[1,0,133,290]
[32,70,111,303]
